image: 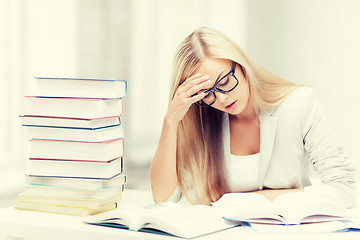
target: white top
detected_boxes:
[169,87,355,207]
[227,153,260,192]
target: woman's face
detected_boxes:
[193,58,250,116]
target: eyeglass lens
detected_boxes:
[202,74,238,105]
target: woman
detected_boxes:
[149,27,356,207]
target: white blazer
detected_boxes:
[223,86,356,207]
[170,87,356,207]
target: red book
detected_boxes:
[24,96,123,119]
[29,138,124,162]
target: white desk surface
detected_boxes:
[0,189,359,240]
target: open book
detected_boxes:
[84,202,239,238]
[212,192,354,225]
[249,219,360,233]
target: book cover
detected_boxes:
[25,124,124,142]
[17,192,121,208]
[24,96,123,119]
[29,138,124,162]
[35,77,127,99]
[22,183,123,199]
[20,115,121,129]
[25,174,127,190]
[28,157,123,179]
[15,201,116,216]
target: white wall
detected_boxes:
[1,0,359,199]
[126,0,248,165]
[246,0,360,174]
[0,0,81,197]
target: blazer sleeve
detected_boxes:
[166,186,183,202]
[301,89,356,208]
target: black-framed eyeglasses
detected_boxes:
[195,61,239,107]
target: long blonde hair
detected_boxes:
[170,27,298,205]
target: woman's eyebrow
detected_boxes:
[210,70,226,87]
[215,70,226,83]
[199,70,226,92]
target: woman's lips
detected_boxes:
[225,100,237,110]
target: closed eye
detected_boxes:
[204,92,212,99]
[218,77,230,87]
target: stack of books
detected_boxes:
[15,77,127,216]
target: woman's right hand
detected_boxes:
[166,73,211,124]
[151,73,210,203]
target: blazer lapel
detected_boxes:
[258,110,278,189]
[222,111,278,189]
[222,114,231,168]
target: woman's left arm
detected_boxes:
[252,89,356,206]
[253,188,304,201]
[299,89,356,207]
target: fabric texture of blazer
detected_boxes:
[170,86,356,207]
[223,86,356,208]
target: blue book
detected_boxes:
[24,124,124,142]
[20,115,121,129]
[34,77,127,99]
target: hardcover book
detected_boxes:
[28,157,123,179]
[35,77,127,99]
[15,201,116,216]
[25,174,127,190]
[20,115,121,129]
[25,124,124,142]
[24,96,123,119]
[17,193,121,209]
[18,77,128,216]
[29,138,124,162]
[22,184,123,199]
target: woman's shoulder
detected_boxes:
[273,85,322,116]
[286,85,318,102]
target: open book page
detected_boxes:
[341,217,360,232]
[212,192,353,225]
[212,193,285,224]
[249,221,350,233]
[141,204,238,238]
[272,192,353,224]
[84,202,239,239]
[250,216,360,233]
[84,202,181,230]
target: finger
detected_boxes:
[186,79,211,96]
[181,74,210,92]
[189,92,206,103]
[188,72,202,81]
[178,74,202,91]
[184,74,209,87]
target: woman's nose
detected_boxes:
[215,92,228,104]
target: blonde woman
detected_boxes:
[149,27,355,207]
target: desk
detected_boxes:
[0,189,359,240]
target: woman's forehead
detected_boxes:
[192,58,232,82]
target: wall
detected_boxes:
[246,0,360,174]
[126,0,247,165]
[1,0,359,201]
